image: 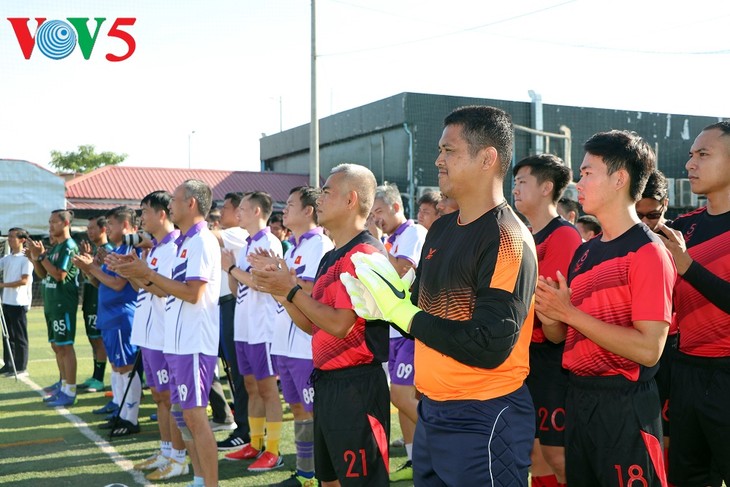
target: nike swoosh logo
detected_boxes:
[372,269,405,299]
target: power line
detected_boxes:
[319,0,578,57]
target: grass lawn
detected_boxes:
[0,307,411,486]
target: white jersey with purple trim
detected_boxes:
[164,223,221,355]
[233,228,283,344]
[387,219,427,338]
[271,228,334,359]
[131,230,179,350]
[219,227,248,298]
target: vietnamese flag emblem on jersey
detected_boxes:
[294,255,302,265]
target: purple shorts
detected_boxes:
[164,352,217,410]
[235,341,276,381]
[273,354,315,412]
[141,347,170,393]
[388,337,415,386]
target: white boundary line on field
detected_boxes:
[21,375,149,487]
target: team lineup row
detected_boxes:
[1,106,728,487]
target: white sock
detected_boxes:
[111,371,122,405]
[161,441,172,458]
[172,448,187,463]
[119,372,141,424]
[405,443,413,461]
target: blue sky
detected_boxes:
[1,0,728,173]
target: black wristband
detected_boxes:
[286,284,302,303]
[228,264,236,274]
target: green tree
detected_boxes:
[49,145,127,173]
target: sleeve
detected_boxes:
[23,259,33,276]
[299,237,328,281]
[630,243,676,323]
[391,226,425,265]
[409,231,534,369]
[57,244,75,272]
[680,261,730,314]
[185,238,212,282]
[540,226,582,279]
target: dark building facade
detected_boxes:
[260,92,725,218]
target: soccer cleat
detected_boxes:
[209,419,237,432]
[110,419,140,437]
[248,451,283,472]
[46,391,77,408]
[271,472,317,486]
[390,437,405,448]
[133,451,168,471]
[145,458,189,480]
[43,380,61,393]
[389,460,413,482]
[224,443,261,461]
[78,377,105,392]
[217,434,249,451]
[93,400,119,415]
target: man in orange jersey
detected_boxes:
[343,106,538,486]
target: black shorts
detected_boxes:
[668,352,730,487]
[313,364,390,486]
[654,333,677,436]
[566,374,666,487]
[526,340,568,446]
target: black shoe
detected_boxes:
[270,472,317,486]
[0,366,9,374]
[110,419,140,437]
[217,433,250,451]
[99,418,118,430]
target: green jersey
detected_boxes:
[43,238,80,312]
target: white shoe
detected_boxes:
[145,458,189,480]
[209,419,237,432]
[133,452,167,471]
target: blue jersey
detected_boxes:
[97,243,139,330]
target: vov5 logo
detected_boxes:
[8,17,136,62]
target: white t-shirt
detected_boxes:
[131,230,179,350]
[0,251,33,307]
[219,227,248,298]
[164,222,221,356]
[233,228,283,344]
[270,228,333,359]
[387,219,427,338]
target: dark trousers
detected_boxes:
[2,304,28,372]
[217,297,250,441]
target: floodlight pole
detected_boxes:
[309,0,320,188]
[188,130,196,169]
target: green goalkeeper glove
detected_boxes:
[340,252,420,334]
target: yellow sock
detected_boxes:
[265,421,282,455]
[249,417,266,450]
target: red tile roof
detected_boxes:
[65,166,313,203]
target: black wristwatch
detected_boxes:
[286,284,302,303]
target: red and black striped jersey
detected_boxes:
[532,217,582,343]
[563,223,676,381]
[310,231,390,370]
[669,207,730,357]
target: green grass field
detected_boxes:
[0,307,411,486]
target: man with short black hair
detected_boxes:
[345,106,538,486]
[416,190,441,230]
[0,227,33,377]
[659,121,730,486]
[536,130,676,486]
[557,197,580,225]
[575,215,601,241]
[76,216,112,393]
[74,205,141,435]
[221,191,285,471]
[28,209,80,407]
[513,153,582,487]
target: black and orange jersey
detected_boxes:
[409,202,538,401]
[669,208,730,357]
[310,231,390,371]
[563,224,676,381]
[532,217,582,343]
